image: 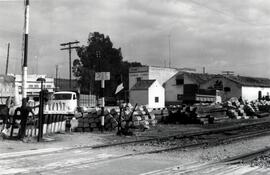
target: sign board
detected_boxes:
[95,72,110,81]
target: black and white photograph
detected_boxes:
[1,0,270,174]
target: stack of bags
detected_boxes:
[71,104,157,132]
[74,108,119,132]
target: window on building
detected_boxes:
[177,94,183,100]
[47,85,52,88]
[176,79,184,85]
[29,85,33,88]
[224,87,231,92]
[136,77,141,82]
[155,97,159,103]
[34,85,39,88]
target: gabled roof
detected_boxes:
[224,75,270,87]
[130,80,156,90]
[184,72,216,84]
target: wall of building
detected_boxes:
[129,66,178,90]
[242,86,270,101]
[148,81,165,108]
[129,67,149,90]
[148,66,178,86]
[15,74,55,99]
[200,77,242,101]
[129,90,148,107]
[164,74,184,104]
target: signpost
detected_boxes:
[95,72,110,132]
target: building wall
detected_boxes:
[242,86,270,101]
[0,75,15,99]
[200,77,242,101]
[15,74,55,99]
[129,67,149,90]
[148,81,165,108]
[164,73,200,104]
[148,66,178,86]
[129,66,178,89]
[129,90,148,107]
[164,74,184,104]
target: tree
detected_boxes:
[73,32,143,99]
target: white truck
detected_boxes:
[50,91,96,115]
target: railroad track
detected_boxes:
[2,120,270,161]
[141,145,270,175]
[2,121,270,174]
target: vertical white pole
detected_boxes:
[22,0,29,101]
[101,80,105,131]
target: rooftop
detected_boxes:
[130,80,156,90]
[225,75,270,87]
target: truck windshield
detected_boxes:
[53,93,72,100]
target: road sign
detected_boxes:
[95,72,110,81]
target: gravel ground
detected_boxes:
[2,117,270,168]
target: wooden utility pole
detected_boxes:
[5,43,10,75]
[60,41,79,89]
[55,65,58,91]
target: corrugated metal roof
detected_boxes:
[224,75,270,87]
[184,72,216,84]
[130,80,155,90]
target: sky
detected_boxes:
[1,0,270,78]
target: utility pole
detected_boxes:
[55,65,58,91]
[22,0,30,103]
[168,34,171,68]
[60,41,79,89]
[5,43,10,75]
[96,50,106,132]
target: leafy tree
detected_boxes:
[73,32,143,100]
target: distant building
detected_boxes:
[129,80,164,108]
[164,72,216,104]
[0,75,15,104]
[200,75,270,101]
[129,66,195,90]
[15,74,55,100]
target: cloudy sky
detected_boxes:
[1,0,270,78]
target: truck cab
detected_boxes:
[51,91,78,115]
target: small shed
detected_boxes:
[129,80,164,108]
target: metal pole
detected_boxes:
[96,51,105,132]
[5,43,10,75]
[22,0,30,103]
[168,34,171,68]
[69,45,71,89]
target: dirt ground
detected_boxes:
[1,116,270,154]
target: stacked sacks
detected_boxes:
[70,104,157,132]
[74,107,118,132]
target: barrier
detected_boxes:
[20,114,67,138]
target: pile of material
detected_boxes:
[69,108,118,132]
[196,105,228,124]
[68,104,157,132]
[163,104,227,125]
[223,98,270,119]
